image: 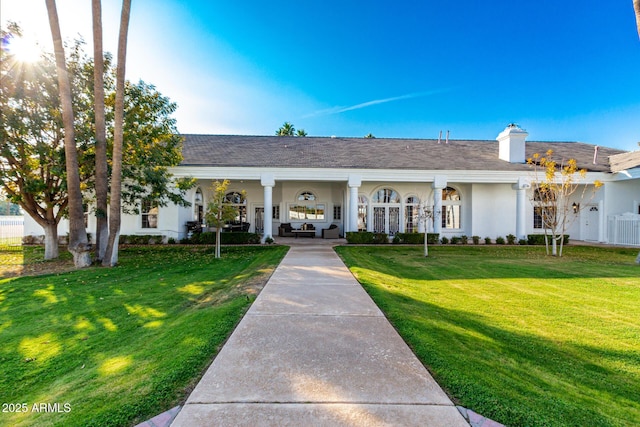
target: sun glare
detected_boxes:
[7,35,42,63]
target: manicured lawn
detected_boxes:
[335,245,640,427]
[0,245,288,426]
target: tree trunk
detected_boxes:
[103,0,132,266]
[92,0,109,262]
[215,228,221,258]
[45,0,92,268]
[634,0,640,39]
[42,222,59,260]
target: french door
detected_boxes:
[373,206,400,236]
[255,207,264,234]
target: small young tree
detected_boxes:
[527,150,602,257]
[418,204,439,257]
[204,180,243,258]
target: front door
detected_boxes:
[255,207,264,234]
[373,206,400,236]
[583,205,599,241]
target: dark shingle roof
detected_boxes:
[180,134,626,173]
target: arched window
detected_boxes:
[225,191,247,223]
[358,195,368,231]
[372,188,400,204]
[194,188,204,224]
[298,191,316,201]
[289,190,325,220]
[405,196,420,233]
[442,187,461,229]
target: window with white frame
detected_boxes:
[224,191,247,223]
[141,198,158,228]
[272,205,280,220]
[288,191,325,220]
[405,196,420,233]
[372,188,400,204]
[533,188,556,230]
[358,195,368,231]
[441,187,461,229]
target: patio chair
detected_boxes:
[322,224,340,239]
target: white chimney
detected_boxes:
[497,124,528,163]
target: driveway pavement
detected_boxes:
[170,240,469,426]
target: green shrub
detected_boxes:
[518,239,528,245]
[461,235,468,244]
[506,234,517,245]
[527,234,570,245]
[451,236,461,245]
[346,232,389,244]
[392,232,439,245]
[184,232,260,245]
[441,236,449,245]
[118,235,165,245]
[472,236,480,245]
[484,237,492,244]
[496,236,506,245]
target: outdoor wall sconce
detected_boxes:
[194,191,202,203]
[572,202,580,214]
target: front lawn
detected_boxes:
[0,245,288,426]
[335,245,640,427]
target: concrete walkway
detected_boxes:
[171,241,469,426]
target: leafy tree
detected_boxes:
[527,150,602,257]
[204,180,243,258]
[364,133,376,139]
[45,0,92,268]
[276,121,295,136]
[1,24,192,261]
[296,128,307,137]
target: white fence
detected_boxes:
[607,213,640,246]
[0,216,24,248]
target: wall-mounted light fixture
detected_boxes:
[194,190,202,203]
[572,202,580,214]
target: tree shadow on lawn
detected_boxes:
[0,247,279,426]
[364,284,640,427]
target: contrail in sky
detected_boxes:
[303,89,450,118]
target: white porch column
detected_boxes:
[261,174,275,242]
[348,175,362,233]
[432,176,447,236]
[513,177,531,240]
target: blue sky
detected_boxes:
[3,0,640,150]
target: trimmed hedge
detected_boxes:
[119,235,165,245]
[346,232,389,244]
[185,231,260,245]
[527,234,570,245]
[392,232,440,245]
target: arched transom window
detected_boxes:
[442,187,461,229]
[298,191,316,201]
[372,188,400,204]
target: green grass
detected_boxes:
[0,245,288,426]
[335,245,640,427]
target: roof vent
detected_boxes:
[497,124,528,163]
